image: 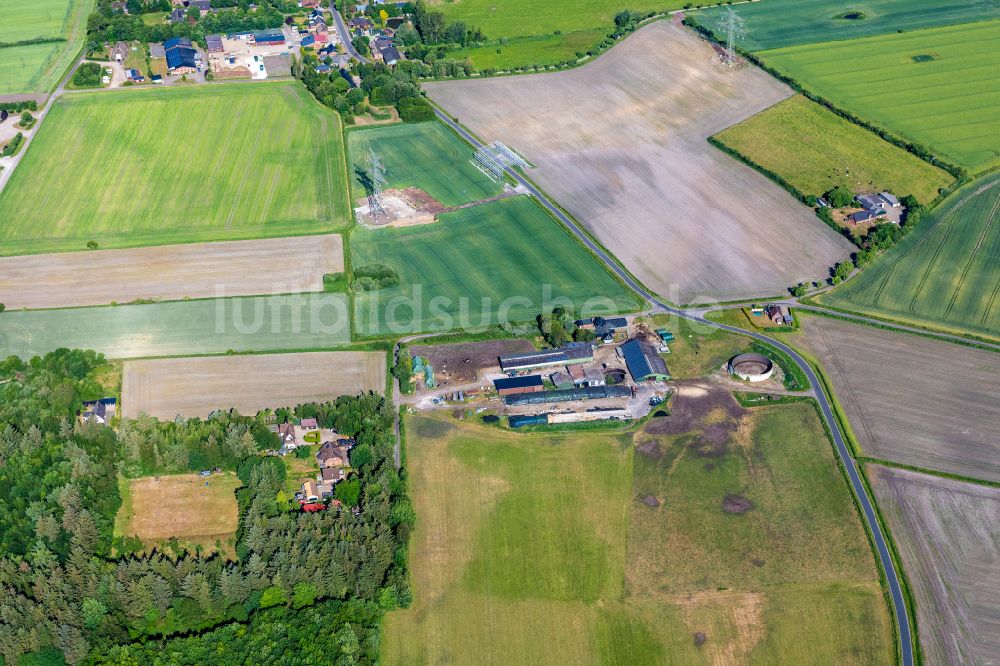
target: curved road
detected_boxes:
[329,3,370,64]
[433,106,914,666]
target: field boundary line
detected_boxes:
[858,457,1000,489]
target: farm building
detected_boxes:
[494,375,544,396]
[206,34,224,52]
[550,371,574,389]
[253,30,286,46]
[164,37,198,72]
[300,33,315,47]
[849,208,886,225]
[301,417,318,429]
[125,68,145,82]
[857,192,900,211]
[504,384,632,406]
[499,343,594,373]
[764,304,793,325]
[621,339,670,381]
[575,316,628,338]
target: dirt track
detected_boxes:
[122,351,386,419]
[868,465,1000,664]
[425,21,853,303]
[793,315,1000,481]
[0,234,344,309]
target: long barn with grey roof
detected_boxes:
[499,342,593,373]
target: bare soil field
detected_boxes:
[0,234,344,310]
[425,21,853,303]
[122,351,386,419]
[118,473,241,554]
[791,314,1000,481]
[410,338,536,383]
[868,465,1000,664]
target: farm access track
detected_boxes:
[431,105,915,666]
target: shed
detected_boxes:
[205,34,223,52]
[621,339,670,381]
[494,375,543,396]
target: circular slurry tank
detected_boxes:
[728,353,774,382]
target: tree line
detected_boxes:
[0,350,411,665]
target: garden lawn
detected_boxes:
[818,172,1000,341]
[758,20,1000,171]
[346,121,501,207]
[350,196,639,336]
[714,95,953,204]
[694,0,1000,51]
[0,0,95,93]
[0,83,350,255]
[427,0,687,68]
[0,293,351,359]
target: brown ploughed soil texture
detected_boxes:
[793,314,1000,481]
[0,234,344,309]
[868,465,1000,664]
[425,22,853,302]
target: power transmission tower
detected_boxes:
[367,148,388,218]
[717,7,746,67]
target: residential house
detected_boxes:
[273,422,296,446]
[378,43,401,65]
[302,480,319,502]
[848,208,886,225]
[206,34,224,53]
[764,304,793,325]
[81,398,117,425]
[621,339,670,382]
[300,33,315,48]
[111,41,130,63]
[493,375,544,396]
[321,466,346,485]
[348,17,374,37]
[125,68,145,82]
[315,63,332,73]
[316,438,354,468]
[301,417,318,429]
[170,8,186,23]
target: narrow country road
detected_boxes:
[330,2,369,64]
[432,105,915,666]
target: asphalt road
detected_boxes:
[330,3,369,64]
[433,106,914,666]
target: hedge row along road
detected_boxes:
[432,106,915,666]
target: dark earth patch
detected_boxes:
[838,10,866,19]
[641,494,660,507]
[644,383,745,437]
[912,53,938,62]
[637,440,663,459]
[410,338,536,383]
[413,417,456,439]
[723,494,754,514]
[694,632,707,647]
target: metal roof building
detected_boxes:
[494,375,543,396]
[504,385,631,406]
[621,339,670,381]
[499,342,593,373]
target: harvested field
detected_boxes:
[410,338,536,383]
[425,22,854,303]
[791,314,1000,481]
[116,473,240,554]
[0,235,344,310]
[0,293,351,359]
[868,465,1000,664]
[122,351,386,419]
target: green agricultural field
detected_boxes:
[0,293,351,359]
[695,0,1000,51]
[714,95,954,204]
[383,401,893,664]
[347,121,502,207]
[351,196,639,336]
[428,0,686,68]
[0,0,95,93]
[0,83,350,255]
[758,20,1000,171]
[818,172,1000,341]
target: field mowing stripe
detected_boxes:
[942,194,1000,319]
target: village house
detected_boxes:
[81,398,117,425]
[764,304,793,325]
[126,68,145,82]
[316,438,355,468]
[111,41,129,63]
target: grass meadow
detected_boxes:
[695,0,1000,51]
[350,196,640,336]
[0,0,94,93]
[383,403,892,664]
[714,95,954,204]
[346,121,502,206]
[0,293,351,359]
[0,83,350,254]
[427,0,687,68]
[818,172,1000,340]
[759,20,1000,171]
